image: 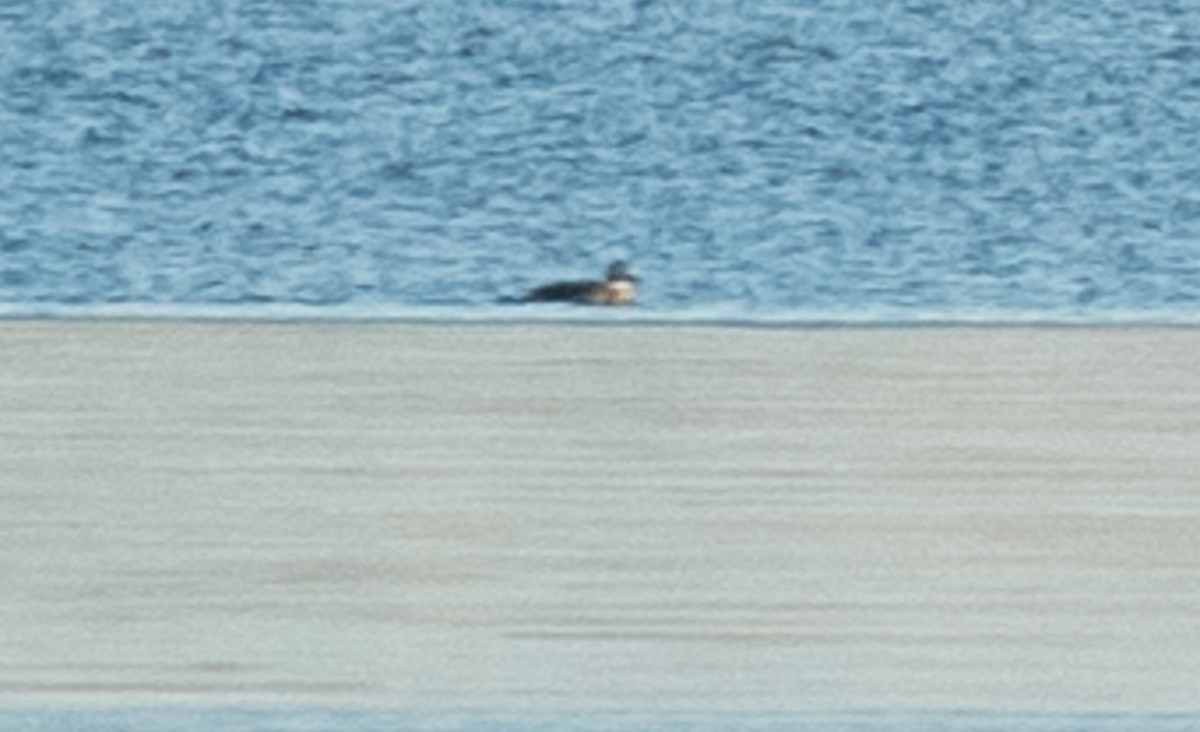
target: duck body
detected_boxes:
[509,261,639,306]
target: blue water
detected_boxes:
[3,0,1200,324]
[3,4,1200,728]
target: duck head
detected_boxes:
[605,260,639,283]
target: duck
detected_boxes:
[505,261,639,306]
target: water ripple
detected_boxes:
[2,0,1199,323]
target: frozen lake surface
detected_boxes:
[2,709,1200,732]
[3,323,1200,727]
[5,1,1200,727]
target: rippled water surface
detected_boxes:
[5,3,1200,728]
[2,0,1200,321]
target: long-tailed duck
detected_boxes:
[506,261,639,306]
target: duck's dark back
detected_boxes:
[523,280,595,303]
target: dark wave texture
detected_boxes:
[2,0,1200,319]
